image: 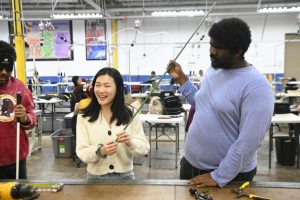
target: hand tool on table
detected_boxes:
[0,182,39,200]
[0,182,64,200]
[25,183,64,193]
[231,182,271,200]
[189,188,213,200]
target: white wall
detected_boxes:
[116,13,299,76]
[0,13,299,77]
[0,20,112,78]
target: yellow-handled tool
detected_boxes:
[231,181,271,200]
[0,182,63,200]
[0,182,39,200]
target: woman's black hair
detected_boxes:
[81,67,133,126]
[72,76,80,86]
[208,18,251,56]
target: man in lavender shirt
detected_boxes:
[168,18,274,187]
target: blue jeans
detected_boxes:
[87,170,135,180]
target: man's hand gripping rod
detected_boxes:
[123,2,216,130]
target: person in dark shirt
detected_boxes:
[71,76,87,111]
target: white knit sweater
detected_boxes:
[76,112,150,176]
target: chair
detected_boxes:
[273,102,291,132]
[150,91,178,149]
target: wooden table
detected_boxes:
[20,180,300,200]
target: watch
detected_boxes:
[95,144,107,159]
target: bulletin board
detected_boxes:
[85,19,106,60]
[9,20,73,60]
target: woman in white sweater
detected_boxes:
[76,67,150,180]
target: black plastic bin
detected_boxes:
[50,129,75,158]
[275,137,296,166]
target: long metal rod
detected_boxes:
[123,2,216,130]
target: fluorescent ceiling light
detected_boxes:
[0,14,8,20]
[258,6,300,13]
[52,13,103,19]
[151,10,204,17]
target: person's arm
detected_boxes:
[168,60,188,85]
[211,84,274,187]
[178,80,198,107]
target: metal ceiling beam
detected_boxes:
[106,2,300,12]
[1,10,295,22]
[107,4,259,12]
[52,0,59,13]
[84,0,102,12]
[1,0,299,19]
[23,0,77,2]
[257,0,262,11]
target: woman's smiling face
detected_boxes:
[94,74,117,109]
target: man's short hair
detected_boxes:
[208,18,251,56]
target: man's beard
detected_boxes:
[210,56,233,69]
[0,75,9,87]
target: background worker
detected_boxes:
[168,18,274,187]
[0,40,36,179]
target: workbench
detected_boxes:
[19,179,300,200]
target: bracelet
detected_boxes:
[95,144,107,159]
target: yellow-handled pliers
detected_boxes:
[231,182,271,200]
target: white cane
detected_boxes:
[16,92,22,180]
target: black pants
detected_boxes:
[0,159,27,179]
[180,157,256,182]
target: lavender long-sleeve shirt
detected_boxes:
[179,66,274,187]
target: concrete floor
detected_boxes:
[26,125,300,183]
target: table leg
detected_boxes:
[184,111,187,140]
[51,104,54,133]
[28,112,43,155]
[147,122,152,167]
[37,113,42,148]
[175,123,179,168]
[294,124,300,168]
[269,124,273,169]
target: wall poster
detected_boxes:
[9,20,73,60]
[85,19,106,60]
